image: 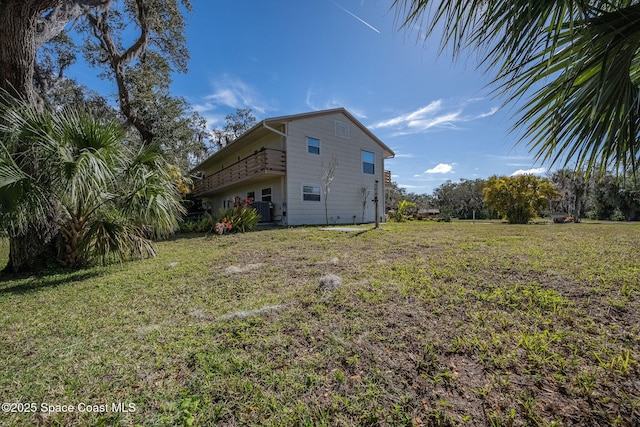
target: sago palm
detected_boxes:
[392,0,640,174]
[0,95,185,268]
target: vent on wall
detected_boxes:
[335,120,350,139]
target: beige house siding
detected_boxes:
[284,112,386,226]
[191,108,393,226]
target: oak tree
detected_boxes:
[0,0,199,273]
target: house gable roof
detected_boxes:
[191,108,394,173]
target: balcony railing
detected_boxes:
[193,148,286,196]
[384,170,392,186]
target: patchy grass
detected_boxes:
[0,222,639,426]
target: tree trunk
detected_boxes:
[0,0,58,274]
[3,221,58,274]
[0,0,56,104]
[574,197,582,223]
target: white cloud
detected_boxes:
[474,107,500,119]
[370,99,498,135]
[200,75,271,115]
[425,163,454,174]
[510,167,547,176]
[192,102,215,114]
[200,113,224,130]
[370,100,442,129]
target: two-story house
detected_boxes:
[191,108,394,226]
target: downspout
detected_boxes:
[282,122,288,225]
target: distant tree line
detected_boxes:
[386,179,498,220]
[385,169,640,222]
[551,169,640,222]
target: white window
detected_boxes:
[335,120,350,139]
[362,151,375,175]
[261,188,272,202]
[302,185,321,202]
[307,137,320,155]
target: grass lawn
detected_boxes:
[0,222,639,426]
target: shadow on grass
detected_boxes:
[349,227,379,237]
[0,268,107,296]
[160,232,213,242]
[162,228,272,241]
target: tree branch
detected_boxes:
[34,0,111,46]
[85,0,153,144]
[120,0,149,64]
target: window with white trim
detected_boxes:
[307,137,320,155]
[302,185,321,202]
[362,151,375,175]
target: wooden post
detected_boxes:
[374,180,379,229]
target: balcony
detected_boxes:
[384,170,392,186]
[193,148,286,196]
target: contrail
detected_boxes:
[330,1,381,34]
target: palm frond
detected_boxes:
[392,0,640,174]
[1,91,185,267]
[83,219,156,265]
[51,109,126,217]
[119,143,185,237]
[0,98,54,235]
[511,3,640,174]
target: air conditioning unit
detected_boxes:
[251,201,272,222]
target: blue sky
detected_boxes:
[73,0,550,194]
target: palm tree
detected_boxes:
[551,169,589,222]
[392,1,640,174]
[0,95,185,271]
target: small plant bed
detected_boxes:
[180,198,260,235]
[0,222,639,426]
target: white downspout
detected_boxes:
[281,122,288,225]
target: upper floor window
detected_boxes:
[362,151,375,175]
[307,137,320,155]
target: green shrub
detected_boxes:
[179,221,197,233]
[216,206,260,233]
[196,213,216,233]
[179,207,259,235]
[391,200,417,222]
[611,208,625,221]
